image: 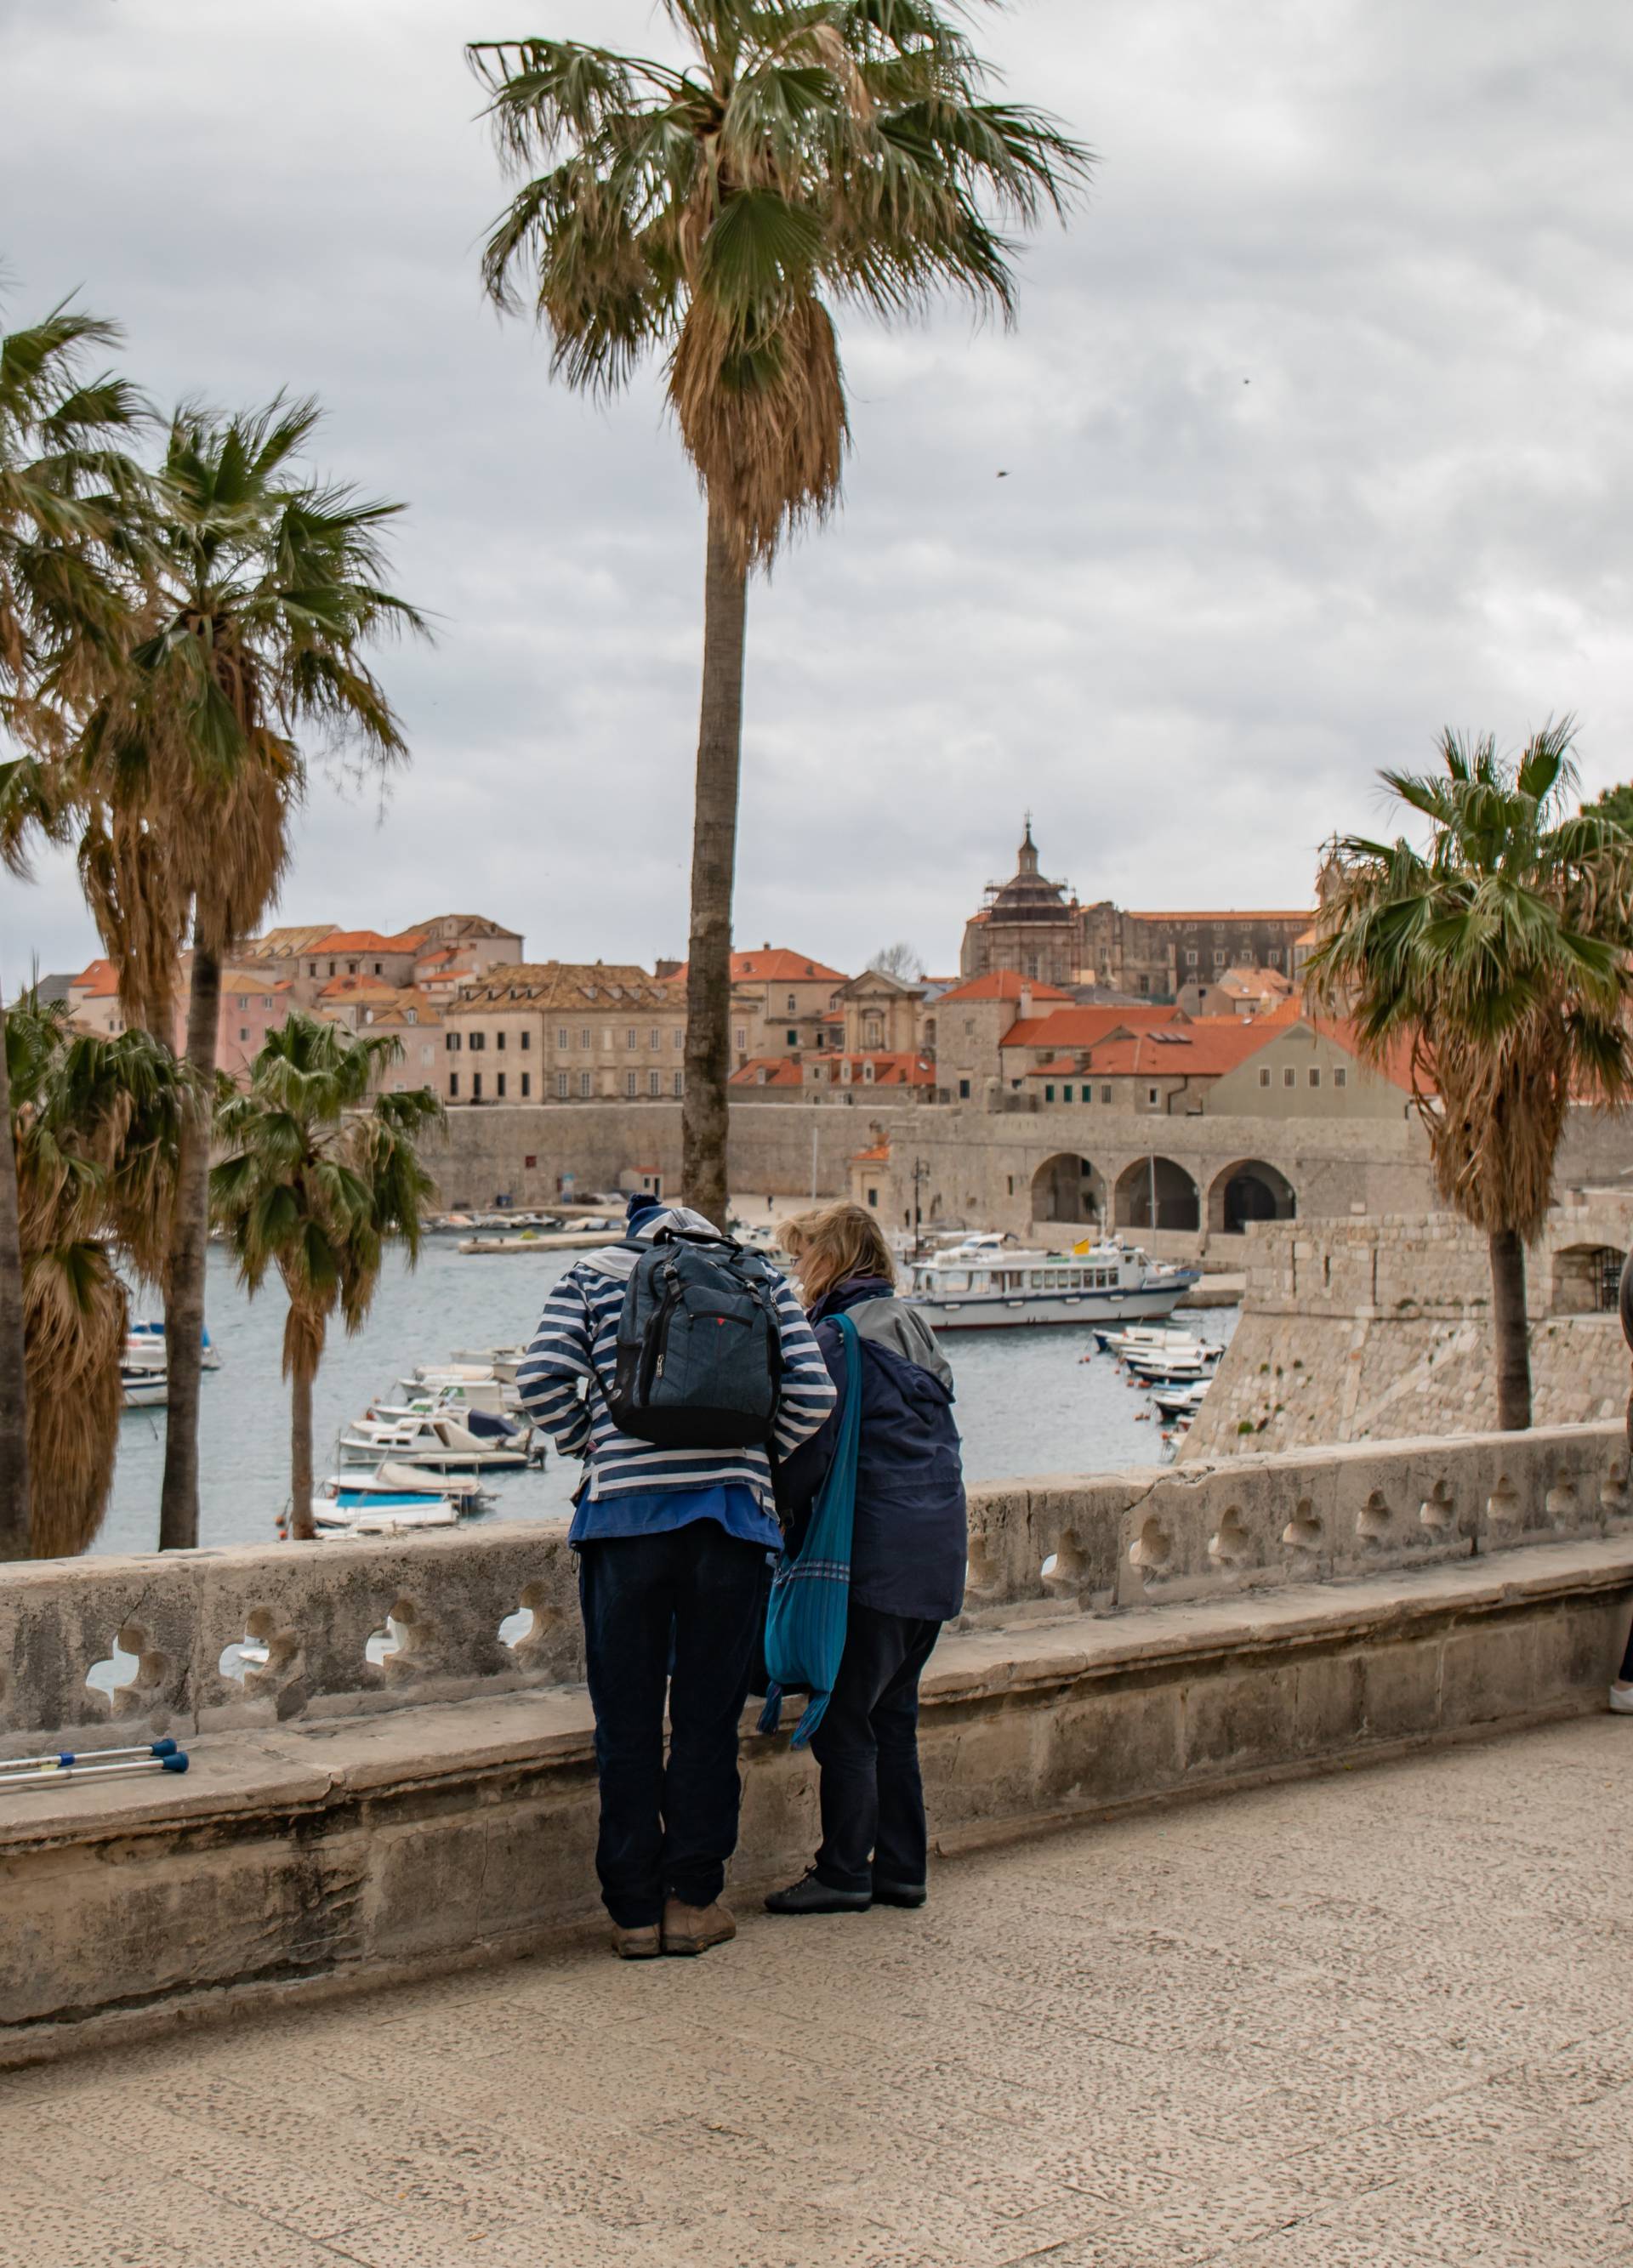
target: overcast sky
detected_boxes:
[3,0,1630,984]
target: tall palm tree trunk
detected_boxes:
[0,1005,31,1560]
[1488,1226,1533,1432]
[680,492,748,1231]
[289,1354,316,1543]
[158,931,221,1549]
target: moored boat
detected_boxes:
[903,1238,1198,1331]
[337,1409,536,1472]
[124,1319,221,1373]
[121,1367,168,1412]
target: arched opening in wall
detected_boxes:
[1551,1243,1623,1316]
[1209,1158,1298,1236]
[1113,1156,1200,1232]
[1030,1152,1106,1227]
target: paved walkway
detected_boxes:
[3,1718,1632,2268]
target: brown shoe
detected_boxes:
[662,1898,737,1957]
[612,1923,662,1960]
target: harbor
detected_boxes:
[100,1235,1238,1555]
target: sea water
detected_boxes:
[96,1242,1237,1556]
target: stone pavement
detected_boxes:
[3,1718,1631,2268]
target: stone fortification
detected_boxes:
[3,1424,1630,2065]
[1184,1199,1633,1458]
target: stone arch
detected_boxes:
[1551,1242,1623,1316]
[1208,1157,1298,1236]
[1030,1152,1106,1227]
[1113,1156,1200,1233]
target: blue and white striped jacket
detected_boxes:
[515,1209,837,1508]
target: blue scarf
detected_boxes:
[756,1310,861,1748]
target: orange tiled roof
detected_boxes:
[1001,1006,1184,1050]
[317,975,403,1003]
[309,928,426,954]
[933,972,1074,1006]
[668,948,849,986]
[853,1143,891,1162]
[728,1056,807,1089]
[70,958,120,998]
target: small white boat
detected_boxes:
[318,1464,493,1508]
[337,1410,535,1472]
[121,1367,168,1412]
[449,1345,525,1385]
[314,1495,463,1536]
[124,1319,221,1373]
[1099,1324,1209,1359]
[374,1378,515,1423]
[1123,1344,1221,1383]
[1151,1380,1211,1420]
[904,1239,1198,1332]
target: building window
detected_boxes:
[1147,1086,1159,1106]
[405,1009,417,1026]
[521,1072,530,1098]
[1102,1086,1112,1104]
[238,1027,249,1043]
[497,1072,507,1099]
[866,1187,878,1209]
[673,1070,684,1097]
[1267,949,1281,967]
[472,1072,483,1100]
[648,1070,661,1096]
[786,1029,799,1047]
[648,1026,660,1050]
[449,1072,459,1099]
[734,1026,748,1053]
[579,1071,592,1098]
[627,1028,638,1051]
[236,994,248,1009]
[558,1027,569,1050]
[469,1032,485,1052]
[1137,975,1150,995]
[785,993,796,1013]
[308,962,318,976]
[521,1030,530,1050]
[447,1032,461,1052]
[1283,1067,1295,1089]
[1334,1066,1347,1089]
[625,1070,638,1098]
[958,1078,970,1100]
[1062,1083,1074,1103]
[673,1027,684,1050]
[373,962,383,975]
[1213,951,1226,968]
[579,1028,590,1049]
[1044,1084,1055,1102]
[1259,1066,1272,1088]
[496,1031,506,1050]
[1186,950,1198,967]
[327,962,336,976]
[1309,1066,1321,1088]
[556,1071,569,1099]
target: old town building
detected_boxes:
[444,963,686,1106]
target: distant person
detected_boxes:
[765,1203,966,1916]
[518,1193,836,1959]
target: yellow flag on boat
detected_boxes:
[1071,1238,1095,1256]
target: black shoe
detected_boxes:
[764,1870,872,1915]
[871,1878,928,1909]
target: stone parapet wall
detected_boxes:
[1185,1203,1633,1456]
[3,1424,1627,1748]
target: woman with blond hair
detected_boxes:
[765,1202,966,1916]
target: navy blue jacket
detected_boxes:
[777,1276,966,1623]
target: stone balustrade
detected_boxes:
[2,1422,1626,1748]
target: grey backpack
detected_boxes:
[606,1229,784,1449]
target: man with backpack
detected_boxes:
[517,1192,836,1960]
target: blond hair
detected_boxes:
[782,1202,896,1308]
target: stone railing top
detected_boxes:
[0,1422,1626,1746]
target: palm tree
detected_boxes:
[1,297,148,1553]
[5,998,190,1557]
[71,401,427,1549]
[1306,725,1633,1431]
[469,2,1090,1225]
[212,1014,441,1542]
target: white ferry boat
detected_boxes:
[902,1237,1198,1332]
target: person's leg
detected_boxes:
[1613,1609,1633,1704]
[806,1606,910,1896]
[578,1535,677,1931]
[871,1618,943,1896]
[662,1522,769,1916]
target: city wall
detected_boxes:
[1184,1200,1633,1458]
[4,1424,1630,2066]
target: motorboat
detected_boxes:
[373,1378,515,1424]
[449,1345,525,1385]
[1151,1380,1211,1420]
[1122,1343,1222,1383]
[314,1496,463,1536]
[123,1319,221,1373]
[316,1464,494,1509]
[903,1239,1198,1331]
[121,1367,168,1412]
[337,1409,537,1471]
[1097,1324,1210,1359]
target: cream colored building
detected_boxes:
[444,963,686,1106]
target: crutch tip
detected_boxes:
[161,1753,190,1773]
[151,1738,179,1759]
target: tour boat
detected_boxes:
[121,1367,168,1412]
[337,1408,536,1472]
[902,1239,1198,1331]
[123,1319,221,1373]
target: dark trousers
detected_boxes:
[1621,1615,1633,1681]
[578,1522,768,1929]
[808,1603,942,1896]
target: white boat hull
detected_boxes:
[338,1435,529,1472]
[908,1284,1192,1332]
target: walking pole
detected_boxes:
[0,1753,188,1790]
[0,1737,179,1775]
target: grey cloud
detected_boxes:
[2,0,1630,987]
